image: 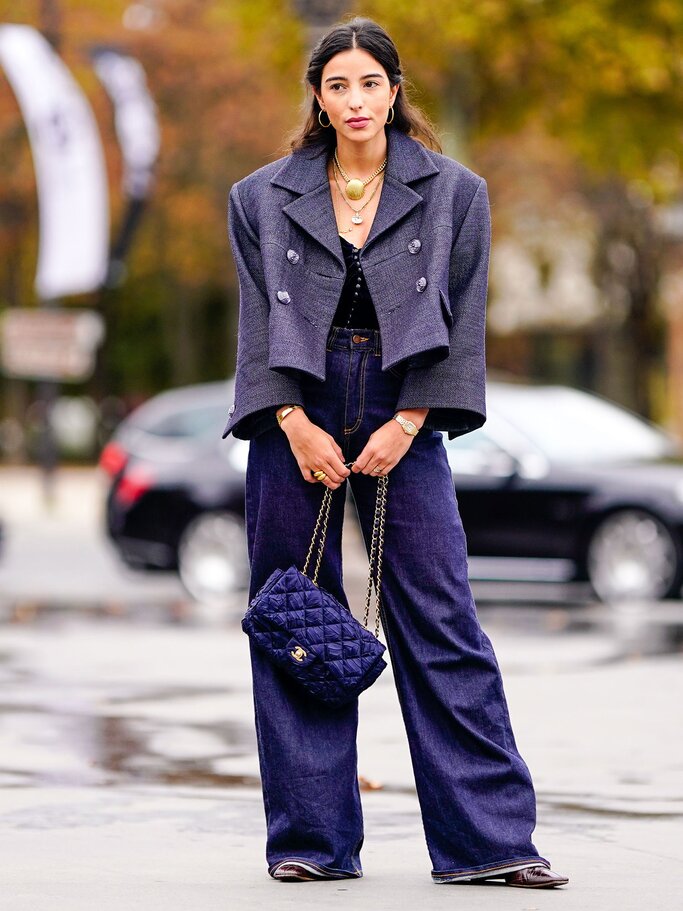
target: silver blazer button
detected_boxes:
[416,276,427,292]
[276,290,291,304]
[228,403,235,415]
[286,249,300,264]
[408,239,421,254]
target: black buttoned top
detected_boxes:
[332,235,380,330]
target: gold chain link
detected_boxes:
[332,159,383,217]
[334,147,387,188]
[301,461,388,639]
[363,472,388,637]
[302,487,332,582]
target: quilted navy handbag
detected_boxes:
[241,461,388,708]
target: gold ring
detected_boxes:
[373,466,383,474]
[312,469,327,481]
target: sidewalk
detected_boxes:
[1,465,682,908]
[0,465,186,606]
[1,612,681,910]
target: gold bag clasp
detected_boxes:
[290,645,307,662]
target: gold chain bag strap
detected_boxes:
[241,459,389,707]
[301,460,388,638]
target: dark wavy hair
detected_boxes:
[283,16,442,156]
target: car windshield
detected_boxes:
[133,403,226,440]
[488,386,676,464]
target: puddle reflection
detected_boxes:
[1,595,681,809]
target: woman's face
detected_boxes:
[314,48,399,145]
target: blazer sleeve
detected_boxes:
[394,177,491,440]
[221,182,304,440]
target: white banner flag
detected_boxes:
[90,45,160,199]
[0,24,109,299]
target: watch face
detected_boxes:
[395,414,418,434]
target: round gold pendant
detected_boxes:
[345,178,365,200]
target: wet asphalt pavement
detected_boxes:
[1,467,682,910]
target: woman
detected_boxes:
[222,16,568,889]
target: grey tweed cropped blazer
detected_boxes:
[221,126,491,442]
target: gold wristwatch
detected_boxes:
[393,412,419,436]
[276,404,302,427]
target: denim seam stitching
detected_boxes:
[343,348,354,432]
[344,348,369,434]
[355,348,370,432]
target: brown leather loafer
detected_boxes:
[504,866,569,888]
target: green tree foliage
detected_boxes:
[361,0,683,186]
[0,0,306,404]
[360,0,683,419]
[2,1,683,429]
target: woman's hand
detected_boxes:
[352,409,429,476]
[280,409,351,489]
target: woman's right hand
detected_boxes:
[280,409,350,489]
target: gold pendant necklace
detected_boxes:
[332,160,383,231]
[334,147,387,200]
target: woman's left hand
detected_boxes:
[351,412,425,475]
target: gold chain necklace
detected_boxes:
[334,146,387,200]
[332,159,383,232]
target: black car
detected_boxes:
[100,379,683,604]
[99,380,251,603]
[445,382,683,602]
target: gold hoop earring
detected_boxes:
[386,106,395,125]
[318,109,331,128]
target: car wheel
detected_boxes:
[586,508,682,602]
[177,511,249,604]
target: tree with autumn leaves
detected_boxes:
[2,0,683,450]
[362,0,683,431]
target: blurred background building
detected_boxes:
[2,0,683,461]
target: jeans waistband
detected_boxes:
[326,325,382,355]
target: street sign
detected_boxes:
[0,308,105,381]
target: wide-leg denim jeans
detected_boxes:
[244,325,551,882]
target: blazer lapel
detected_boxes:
[360,177,422,256]
[271,128,440,268]
[282,183,345,270]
